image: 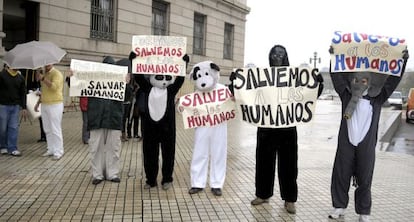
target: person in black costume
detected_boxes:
[249,45,324,215]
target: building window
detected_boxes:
[193,13,206,55]
[223,23,234,59]
[152,1,169,35]
[90,0,115,41]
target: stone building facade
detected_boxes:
[0,0,249,105]
[0,0,249,75]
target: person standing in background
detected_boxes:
[34,64,64,160]
[20,69,46,142]
[127,78,142,140]
[65,76,89,145]
[79,97,90,144]
[121,81,134,142]
[0,65,27,156]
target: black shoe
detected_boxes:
[188,187,203,194]
[111,177,121,183]
[92,178,103,185]
[134,135,140,138]
[127,135,132,139]
[37,138,46,142]
[211,188,222,196]
[144,183,157,189]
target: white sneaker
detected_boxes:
[328,208,345,219]
[1,148,8,154]
[359,214,369,222]
[52,155,62,160]
[42,152,53,157]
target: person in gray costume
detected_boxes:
[328,46,409,222]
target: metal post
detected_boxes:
[309,51,321,68]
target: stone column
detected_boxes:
[0,0,6,65]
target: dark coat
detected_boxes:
[87,97,123,131]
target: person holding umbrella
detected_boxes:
[0,65,28,156]
[34,64,65,160]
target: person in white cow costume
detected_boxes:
[186,61,229,196]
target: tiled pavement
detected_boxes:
[1,99,413,221]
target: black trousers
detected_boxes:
[255,127,298,202]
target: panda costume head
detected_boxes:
[146,74,176,121]
[149,75,175,89]
[189,61,220,92]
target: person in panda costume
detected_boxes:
[184,61,229,196]
[129,52,189,190]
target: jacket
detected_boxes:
[87,97,123,131]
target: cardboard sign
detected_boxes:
[69,59,128,101]
[330,31,407,76]
[232,66,320,128]
[131,35,187,76]
[178,86,236,129]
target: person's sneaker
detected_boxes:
[10,150,22,156]
[92,178,103,185]
[162,182,172,190]
[110,177,121,183]
[211,188,222,196]
[251,197,269,205]
[284,201,296,214]
[0,149,8,155]
[328,208,346,219]
[359,214,370,222]
[188,187,203,194]
[52,155,62,160]
[42,152,53,157]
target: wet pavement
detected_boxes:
[386,108,414,156]
[0,99,413,221]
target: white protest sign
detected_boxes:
[131,35,187,76]
[330,31,407,76]
[178,86,236,129]
[69,59,128,101]
[232,66,320,128]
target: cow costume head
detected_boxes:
[189,61,220,92]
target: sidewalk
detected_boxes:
[0,100,413,221]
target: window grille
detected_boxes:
[223,23,234,59]
[193,13,206,55]
[152,1,169,35]
[90,0,114,41]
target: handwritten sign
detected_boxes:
[69,59,128,101]
[232,66,320,128]
[131,35,187,76]
[178,85,236,129]
[330,31,407,76]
